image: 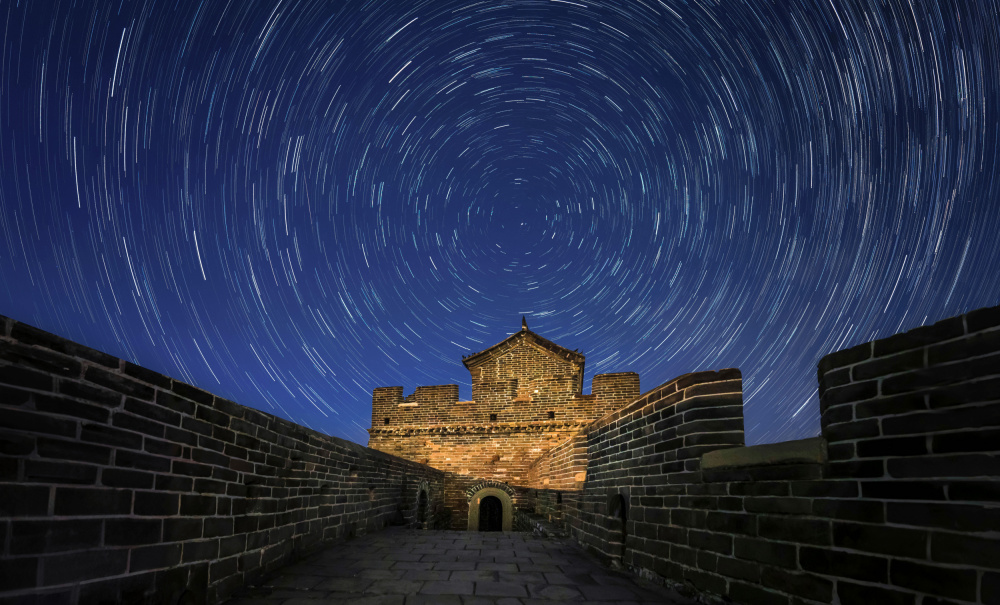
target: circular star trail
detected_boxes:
[2,0,998,444]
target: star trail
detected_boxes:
[1,0,998,445]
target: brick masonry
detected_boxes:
[525,304,999,605]
[367,321,639,529]
[0,315,445,603]
[2,304,998,604]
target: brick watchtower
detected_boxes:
[367,318,639,486]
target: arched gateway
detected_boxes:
[466,481,514,531]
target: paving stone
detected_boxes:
[529,583,584,600]
[451,570,500,582]
[578,584,640,600]
[357,569,407,580]
[366,580,425,594]
[475,582,529,597]
[314,577,375,592]
[477,562,519,572]
[404,595,463,605]
[419,580,475,595]
[401,570,452,581]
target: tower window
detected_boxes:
[489,413,497,422]
[548,411,555,419]
[384,418,390,425]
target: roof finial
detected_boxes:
[521,316,528,331]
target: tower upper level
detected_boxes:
[369,318,639,432]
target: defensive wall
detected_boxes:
[1,304,997,604]
[524,304,1000,605]
[0,315,446,604]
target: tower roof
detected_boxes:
[461,318,585,369]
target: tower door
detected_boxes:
[478,496,503,531]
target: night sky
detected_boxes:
[2,1,998,446]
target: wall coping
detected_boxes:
[700,436,826,470]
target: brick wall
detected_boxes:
[0,315,446,603]
[541,304,999,605]
[368,327,639,529]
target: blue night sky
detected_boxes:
[1,0,997,446]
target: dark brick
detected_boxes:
[181,494,217,516]
[163,518,203,541]
[134,491,179,516]
[811,498,884,523]
[675,418,743,437]
[4,409,77,437]
[884,402,1000,435]
[729,581,789,605]
[744,497,810,515]
[705,511,756,535]
[101,468,154,489]
[0,365,53,390]
[105,518,162,546]
[854,349,924,381]
[931,531,1000,567]
[40,549,128,586]
[192,447,230,468]
[758,516,830,545]
[122,361,171,387]
[0,484,50,516]
[883,352,1000,395]
[213,397,246,419]
[144,436,183,457]
[948,480,1000,502]
[193,478,228,494]
[0,555,39,590]
[24,459,98,484]
[799,546,887,582]
[856,435,926,457]
[124,397,180,426]
[890,559,977,601]
[821,403,853,428]
[0,384,32,406]
[760,566,832,602]
[688,530,732,554]
[856,392,927,418]
[10,519,102,554]
[53,487,130,516]
[791,480,858,498]
[155,389,197,415]
[890,501,1000,532]
[733,537,797,568]
[0,457,17,480]
[11,323,118,366]
[728,481,789,497]
[173,460,213,477]
[115,449,171,472]
[0,343,82,376]
[80,423,142,449]
[203,517,234,538]
[825,459,884,478]
[833,521,927,557]
[837,580,915,605]
[824,418,880,442]
[818,342,872,375]
[34,394,110,422]
[821,380,880,412]
[164,425,199,446]
[219,535,246,558]
[822,367,851,390]
[984,572,1000,605]
[967,305,1000,331]
[130,543,182,572]
[172,381,214,405]
[933,427,1000,454]
[196,404,232,427]
[182,539,219,562]
[888,453,998,479]
[874,317,965,357]
[210,556,239,584]
[930,378,1000,412]
[84,366,154,399]
[37,437,111,465]
[862,480,946,500]
[929,326,1000,364]
[112,411,166,438]
[59,379,122,407]
[0,430,35,455]
[182,416,213,437]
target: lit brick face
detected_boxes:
[368,324,639,520]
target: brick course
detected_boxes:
[0,315,445,603]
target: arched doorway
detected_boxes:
[608,493,628,564]
[417,489,428,528]
[478,496,503,531]
[466,486,514,531]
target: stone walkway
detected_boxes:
[225,528,700,604]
